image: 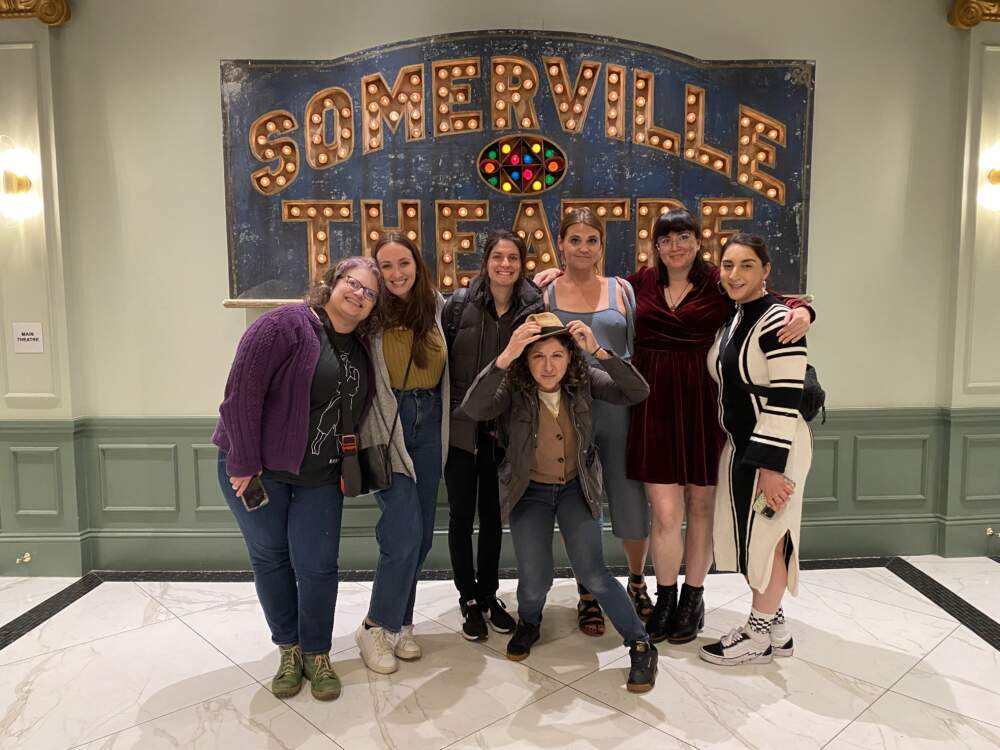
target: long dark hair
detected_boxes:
[478,229,528,281]
[373,232,441,368]
[303,256,383,336]
[505,332,590,393]
[651,208,712,286]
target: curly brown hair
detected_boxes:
[505,332,590,394]
[303,256,384,336]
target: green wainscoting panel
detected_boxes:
[98,444,180,513]
[0,409,998,575]
[11,447,62,517]
[803,436,841,512]
[961,434,1000,501]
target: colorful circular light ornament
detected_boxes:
[479,135,567,195]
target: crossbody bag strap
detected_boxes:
[384,348,414,447]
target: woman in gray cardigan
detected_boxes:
[461,312,658,693]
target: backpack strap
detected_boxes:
[444,287,470,349]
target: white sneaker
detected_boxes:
[355,623,398,674]
[700,626,773,666]
[770,617,794,657]
[394,624,421,661]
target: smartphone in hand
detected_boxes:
[241,475,269,512]
[753,476,796,518]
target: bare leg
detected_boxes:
[644,483,684,586]
[751,540,788,614]
[682,485,715,587]
[622,537,649,576]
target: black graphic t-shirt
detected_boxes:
[264,316,368,487]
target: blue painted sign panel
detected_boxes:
[221,30,814,299]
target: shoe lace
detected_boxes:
[720,627,747,648]
[311,653,334,679]
[373,627,396,657]
[278,647,300,676]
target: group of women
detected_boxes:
[213,206,815,702]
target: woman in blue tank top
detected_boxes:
[545,207,652,636]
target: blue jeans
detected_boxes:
[217,452,343,654]
[368,387,442,632]
[508,479,648,644]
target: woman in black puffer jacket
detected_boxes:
[442,229,543,642]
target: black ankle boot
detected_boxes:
[645,584,677,643]
[667,583,705,644]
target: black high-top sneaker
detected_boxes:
[645,583,678,643]
[626,640,658,693]
[505,619,541,661]
[483,596,516,634]
[666,583,705,644]
[460,599,488,641]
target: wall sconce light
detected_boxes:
[2,170,31,194]
[0,136,42,222]
[978,143,1000,212]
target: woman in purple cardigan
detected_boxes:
[213,256,382,702]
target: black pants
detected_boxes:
[445,429,504,603]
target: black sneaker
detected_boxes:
[506,619,540,661]
[460,599,488,641]
[626,640,658,693]
[483,596,516,634]
[645,585,677,643]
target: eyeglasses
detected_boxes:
[655,232,696,249]
[340,274,378,302]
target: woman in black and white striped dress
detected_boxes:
[701,233,812,666]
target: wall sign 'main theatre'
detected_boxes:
[221,30,814,302]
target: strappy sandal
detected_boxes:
[628,580,654,622]
[576,597,606,637]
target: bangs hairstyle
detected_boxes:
[373,232,442,368]
[304,256,384,335]
[721,232,771,266]
[651,208,712,285]
[479,229,528,282]
[504,331,590,393]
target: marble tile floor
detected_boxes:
[0,558,996,749]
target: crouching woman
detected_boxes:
[461,312,658,693]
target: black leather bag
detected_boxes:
[737,364,826,424]
[357,443,392,494]
[347,351,413,496]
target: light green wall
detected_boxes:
[2,409,999,575]
[2,2,999,572]
[0,0,979,419]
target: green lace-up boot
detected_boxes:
[271,644,304,698]
[303,652,342,701]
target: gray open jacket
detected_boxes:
[460,353,649,522]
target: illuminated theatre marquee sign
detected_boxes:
[220,31,814,302]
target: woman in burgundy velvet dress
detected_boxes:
[627,209,813,645]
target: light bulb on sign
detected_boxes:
[0,138,42,221]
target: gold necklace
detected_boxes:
[666,282,691,311]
